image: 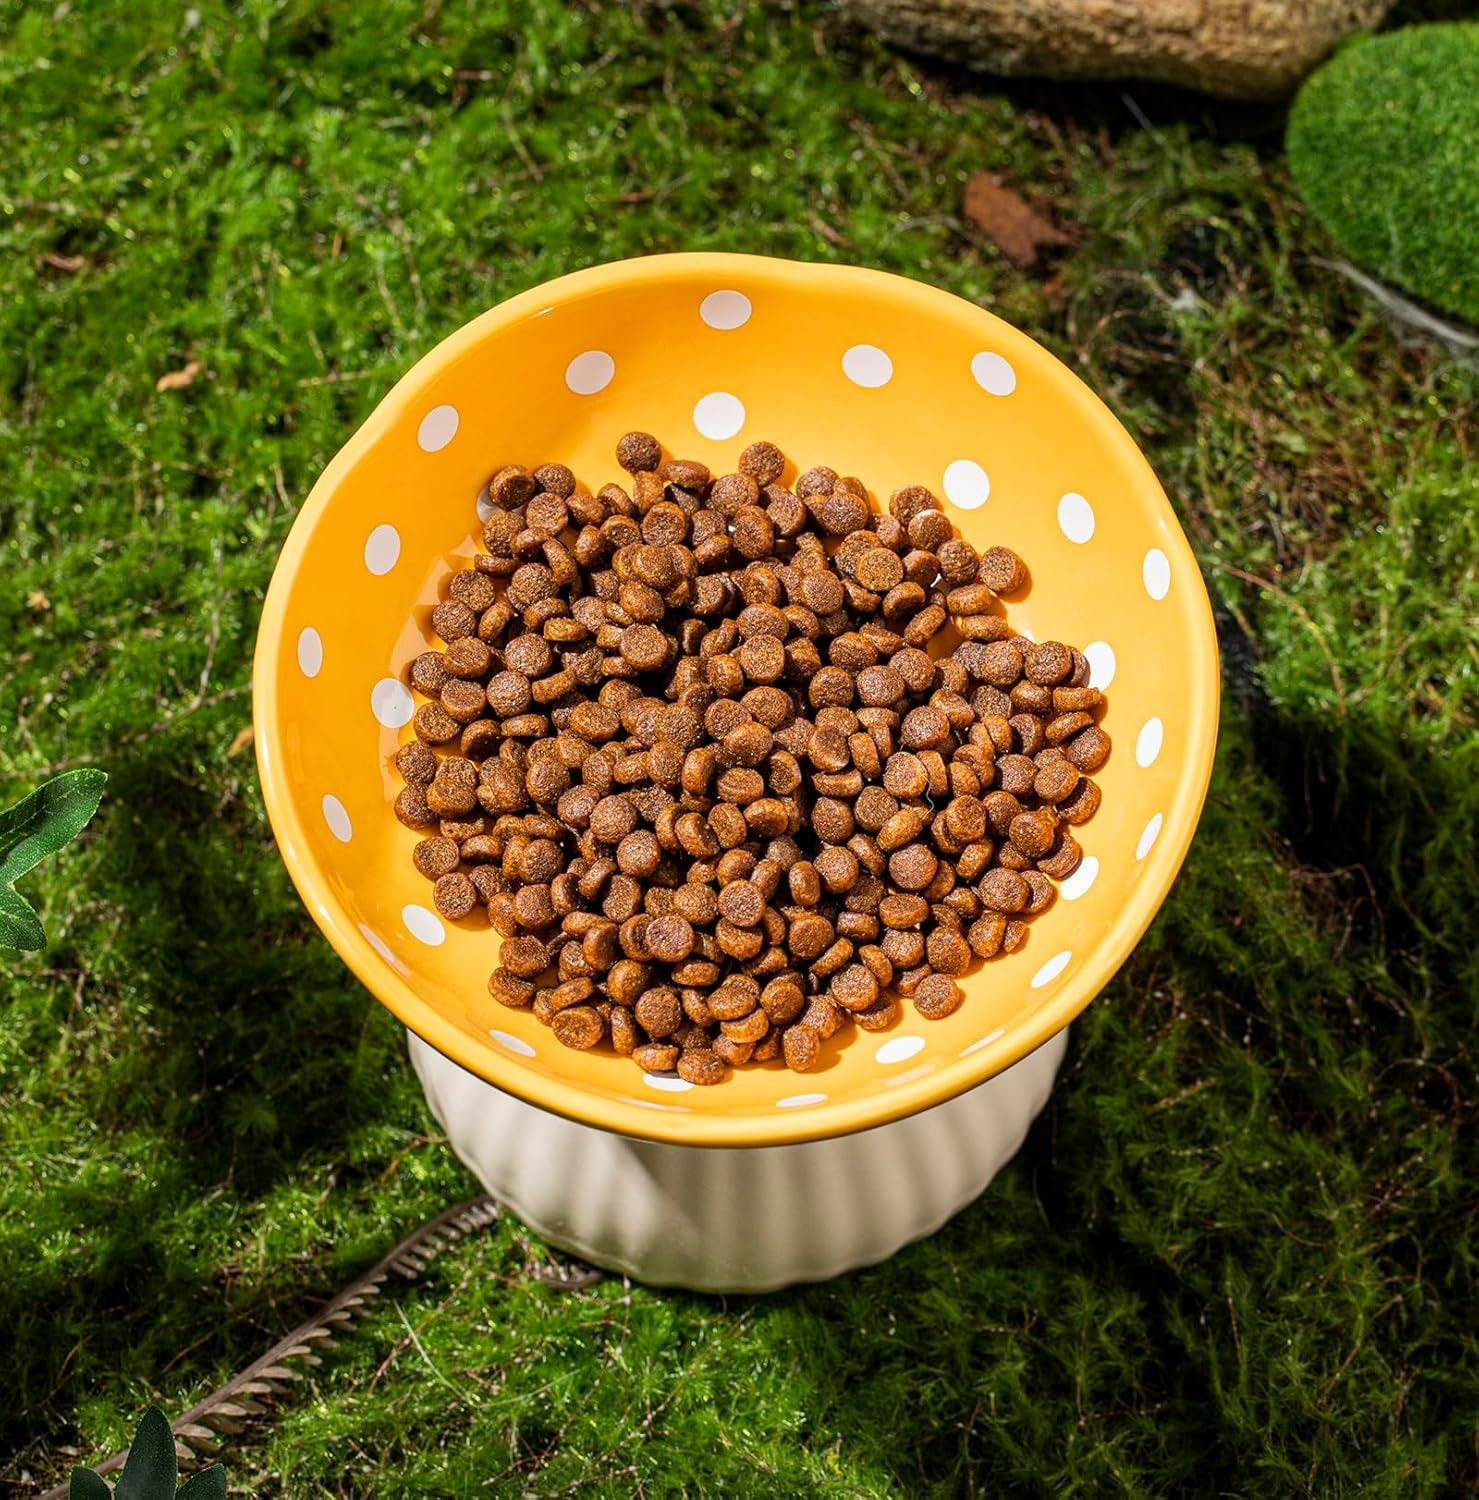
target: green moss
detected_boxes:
[1288,23,1479,323]
[0,1,1475,1494]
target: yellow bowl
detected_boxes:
[254,252,1218,1149]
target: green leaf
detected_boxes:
[0,768,107,879]
[177,1466,227,1499]
[114,1407,177,1500]
[69,1469,112,1500]
[0,884,46,952]
[0,768,105,952]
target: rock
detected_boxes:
[842,0,1395,100]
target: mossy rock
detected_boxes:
[1288,22,1479,325]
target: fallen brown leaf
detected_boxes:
[962,173,1073,269]
[227,725,255,757]
[26,589,50,611]
[39,252,87,274]
[155,359,204,392]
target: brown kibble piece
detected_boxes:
[677,1049,726,1085]
[634,1042,680,1073]
[739,440,785,485]
[782,1024,821,1072]
[914,973,963,1019]
[552,1005,604,1050]
[1065,725,1111,772]
[1034,758,1081,804]
[1057,777,1102,825]
[887,843,938,892]
[433,873,478,919]
[394,785,436,829]
[1036,832,1083,880]
[926,928,971,976]
[718,880,765,928]
[978,546,1028,594]
[616,431,662,473]
[414,836,460,880]
[1008,809,1057,859]
[979,868,1029,912]
[646,914,695,963]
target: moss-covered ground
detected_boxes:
[2,2,1474,1494]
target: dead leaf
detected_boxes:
[39,252,87,274]
[227,725,255,757]
[962,173,1073,269]
[26,589,50,611]
[155,359,204,392]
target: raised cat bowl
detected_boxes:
[254,253,1218,1289]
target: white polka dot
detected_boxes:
[1059,855,1099,901]
[699,290,751,330]
[942,459,990,511]
[693,391,745,441]
[475,486,495,523]
[644,1073,694,1094]
[565,350,615,395]
[489,1029,536,1058]
[417,404,458,452]
[961,1029,1006,1057]
[841,344,893,388]
[363,523,400,576]
[321,794,352,843]
[1030,950,1072,989]
[777,1093,827,1109]
[971,351,1017,396]
[875,1035,926,1065]
[402,904,445,946]
[1083,641,1116,689]
[1136,813,1163,861]
[358,922,408,976]
[371,678,415,729]
[1136,716,1164,768]
[1057,492,1095,544]
[1143,548,1171,600]
[296,627,323,678]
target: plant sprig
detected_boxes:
[0,769,106,951]
[70,1408,224,1499]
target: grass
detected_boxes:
[1,1,1475,1494]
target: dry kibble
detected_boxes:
[391,436,1111,1079]
[925,928,971,976]
[616,431,662,473]
[394,785,436,829]
[913,973,963,1019]
[414,836,461,880]
[1057,776,1102,825]
[782,1023,821,1072]
[740,440,785,484]
[1065,725,1112,772]
[978,546,1029,594]
[433,873,478,920]
[634,1042,680,1073]
[552,1005,604,1050]
[980,868,1029,912]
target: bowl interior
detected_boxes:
[254,253,1218,1146]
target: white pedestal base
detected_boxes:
[409,1027,1067,1293]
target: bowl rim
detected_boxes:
[253,250,1220,1148]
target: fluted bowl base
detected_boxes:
[409,1026,1068,1292]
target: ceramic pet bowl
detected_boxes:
[254,253,1218,1290]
